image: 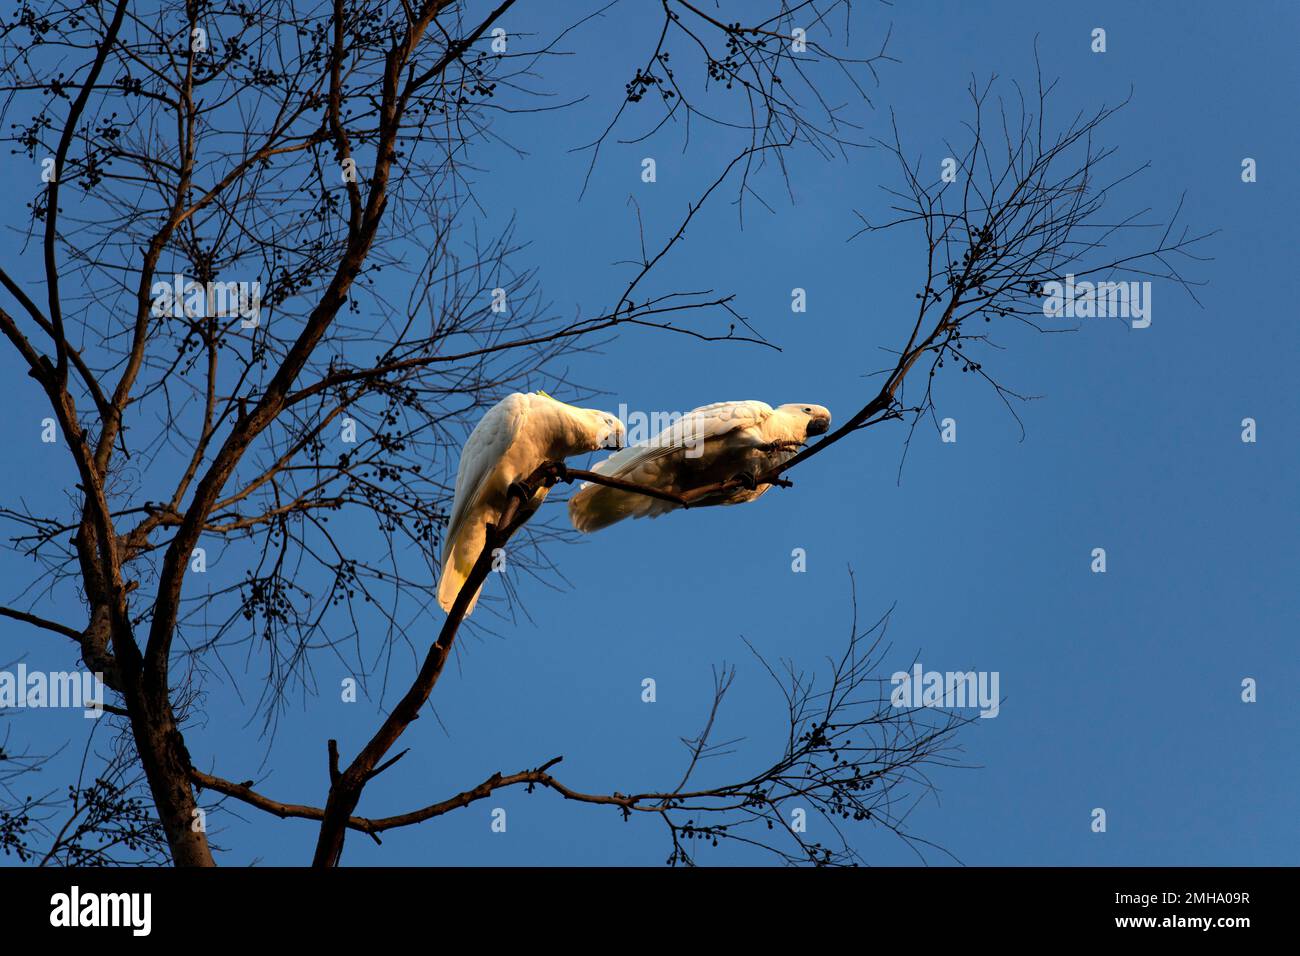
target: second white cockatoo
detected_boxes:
[568,400,831,533]
[438,391,625,614]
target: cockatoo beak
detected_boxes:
[807,416,830,436]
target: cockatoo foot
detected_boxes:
[506,480,534,503]
[731,471,760,491]
[542,460,568,487]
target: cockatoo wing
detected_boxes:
[591,400,772,478]
[569,401,772,532]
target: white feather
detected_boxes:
[569,400,830,533]
[438,392,624,614]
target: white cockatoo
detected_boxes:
[568,400,831,533]
[438,391,625,614]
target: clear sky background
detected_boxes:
[2,0,1296,866]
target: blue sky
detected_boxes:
[1,0,1297,866]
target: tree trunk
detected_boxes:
[130,692,215,867]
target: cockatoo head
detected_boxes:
[779,403,832,438]
[589,410,627,451]
[536,391,626,453]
